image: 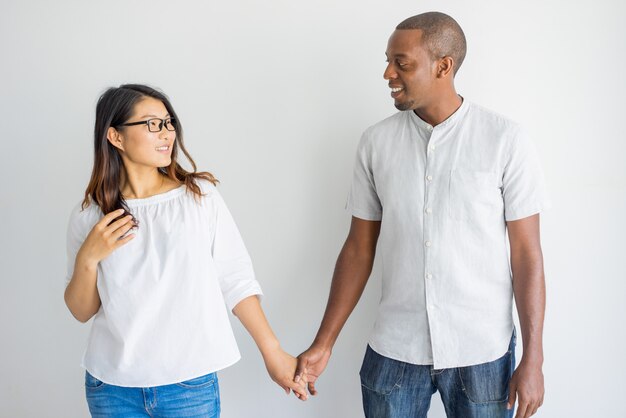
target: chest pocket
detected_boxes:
[448,169,501,221]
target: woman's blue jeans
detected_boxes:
[360,331,516,418]
[85,371,220,418]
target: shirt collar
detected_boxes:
[409,96,469,132]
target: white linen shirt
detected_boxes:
[65,180,262,387]
[347,99,550,369]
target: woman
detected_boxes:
[64,84,307,417]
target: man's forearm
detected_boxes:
[313,242,376,349]
[511,245,546,365]
[313,217,380,350]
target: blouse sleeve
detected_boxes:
[65,202,98,285]
[210,189,263,312]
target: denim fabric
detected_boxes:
[360,331,516,418]
[85,371,220,418]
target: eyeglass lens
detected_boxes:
[147,118,176,132]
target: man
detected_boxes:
[294,12,548,418]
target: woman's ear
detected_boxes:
[107,127,125,151]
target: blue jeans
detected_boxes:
[360,331,516,418]
[85,371,220,418]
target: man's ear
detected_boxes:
[107,127,124,151]
[436,56,455,79]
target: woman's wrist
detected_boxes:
[75,251,99,273]
[258,337,282,358]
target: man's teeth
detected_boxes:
[391,87,403,93]
[156,146,169,151]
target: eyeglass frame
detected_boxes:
[118,117,176,133]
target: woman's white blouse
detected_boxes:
[65,180,262,387]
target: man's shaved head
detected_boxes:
[396,12,466,75]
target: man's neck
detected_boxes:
[414,93,463,127]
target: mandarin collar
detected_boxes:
[409,96,469,132]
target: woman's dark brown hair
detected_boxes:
[82,84,217,217]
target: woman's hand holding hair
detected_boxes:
[77,209,136,267]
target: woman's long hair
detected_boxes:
[82,84,217,217]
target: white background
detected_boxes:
[1,0,625,417]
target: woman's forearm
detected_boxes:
[232,295,279,355]
[64,254,101,323]
[233,295,309,399]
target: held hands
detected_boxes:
[507,360,544,418]
[77,209,136,267]
[231,297,309,401]
[294,343,332,396]
[262,347,309,401]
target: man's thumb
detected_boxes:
[507,382,517,410]
[294,357,307,383]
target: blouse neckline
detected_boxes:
[125,185,187,207]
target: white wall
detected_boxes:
[1,0,624,416]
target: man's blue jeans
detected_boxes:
[360,331,516,418]
[85,371,220,418]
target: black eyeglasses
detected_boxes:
[119,118,176,133]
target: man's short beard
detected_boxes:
[394,100,414,111]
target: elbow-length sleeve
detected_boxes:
[210,189,263,312]
[65,202,95,286]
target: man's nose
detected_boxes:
[383,62,396,80]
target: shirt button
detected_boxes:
[426,273,433,279]
[425,207,432,214]
[425,241,432,247]
[429,145,436,151]
[426,175,433,181]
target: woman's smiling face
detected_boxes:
[110,97,176,169]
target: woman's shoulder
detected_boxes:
[70,199,102,217]
[67,199,102,232]
[193,177,220,198]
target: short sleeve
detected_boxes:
[346,129,383,221]
[211,189,263,312]
[502,128,551,221]
[65,203,98,285]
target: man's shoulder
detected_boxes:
[465,101,522,136]
[362,111,411,140]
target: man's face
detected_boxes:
[384,29,437,111]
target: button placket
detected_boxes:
[423,131,437,357]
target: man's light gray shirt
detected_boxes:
[347,99,550,369]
